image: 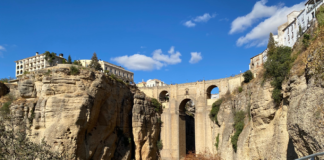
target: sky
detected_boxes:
[0,0,306,94]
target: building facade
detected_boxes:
[146,79,167,87]
[282,0,323,47]
[79,59,134,83]
[15,52,65,78]
[137,81,146,87]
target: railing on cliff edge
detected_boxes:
[295,151,324,160]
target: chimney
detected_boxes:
[59,53,63,58]
[36,52,39,56]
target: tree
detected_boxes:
[68,55,72,64]
[62,59,66,64]
[267,33,276,56]
[89,52,102,71]
[44,51,57,66]
[73,60,81,66]
[243,70,253,83]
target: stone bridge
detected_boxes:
[138,74,243,159]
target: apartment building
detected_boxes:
[15,52,65,78]
[79,59,134,83]
[146,79,167,87]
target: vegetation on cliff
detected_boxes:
[209,99,223,126]
[231,110,245,152]
[243,70,253,83]
[264,41,293,104]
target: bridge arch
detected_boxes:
[159,90,169,102]
[206,85,219,99]
[178,98,196,157]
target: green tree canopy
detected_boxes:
[267,33,275,56]
[68,55,72,64]
[89,52,102,71]
[44,51,57,66]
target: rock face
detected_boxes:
[9,66,137,160]
[132,91,161,160]
[0,82,9,98]
[210,72,324,159]
[211,80,290,160]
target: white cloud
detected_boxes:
[183,13,216,27]
[235,1,305,47]
[111,46,182,71]
[0,45,6,58]
[193,13,216,22]
[152,46,182,64]
[230,0,278,34]
[189,52,202,64]
[111,54,163,71]
[184,20,196,27]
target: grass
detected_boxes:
[44,69,52,76]
[231,110,245,152]
[215,134,220,150]
[238,86,243,93]
[157,140,163,151]
[70,66,80,75]
[209,99,223,125]
[0,101,11,116]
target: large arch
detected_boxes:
[206,85,219,99]
[178,98,196,158]
[159,90,169,102]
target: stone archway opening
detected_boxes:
[179,99,196,157]
[159,90,169,102]
[206,85,219,99]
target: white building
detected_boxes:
[282,0,323,47]
[146,79,167,87]
[14,52,65,78]
[211,94,219,99]
[79,59,134,83]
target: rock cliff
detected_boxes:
[210,68,324,159]
[0,82,9,98]
[7,66,137,159]
[132,91,162,160]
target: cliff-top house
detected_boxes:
[14,52,65,78]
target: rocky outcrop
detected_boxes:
[211,80,290,160]
[132,91,161,160]
[284,75,324,158]
[9,66,136,160]
[211,70,324,159]
[0,82,9,98]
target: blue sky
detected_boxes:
[0,0,305,90]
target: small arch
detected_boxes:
[206,85,219,99]
[159,90,169,102]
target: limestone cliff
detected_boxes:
[210,68,324,159]
[0,82,9,98]
[132,91,162,160]
[7,66,137,159]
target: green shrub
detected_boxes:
[209,99,223,125]
[231,110,245,152]
[44,69,52,76]
[0,101,11,116]
[215,134,220,150]
[238,86,243,93]
[23,71,30,75]
[151,98,161,112]
[316,6,324,26]
[243,70,253,83]
[302,34,310,49]
[110,74,116,80]
[264,46,293,104]
[157,140,163,151]
[70,66,80,75]
[116,78,123,83]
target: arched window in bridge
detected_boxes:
[206,85,219,99]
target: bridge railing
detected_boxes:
[295,152,324,160]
